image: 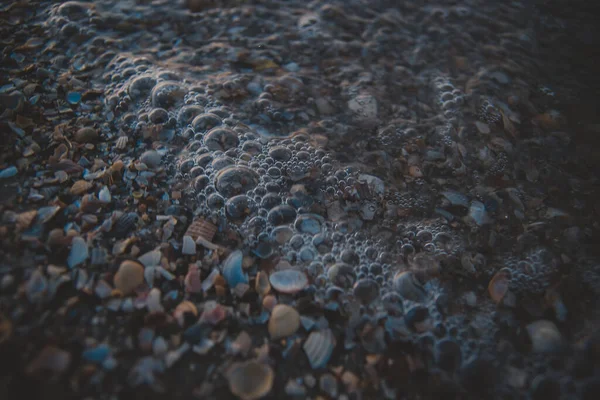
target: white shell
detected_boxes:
[182,235,196,255]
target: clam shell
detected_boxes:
[114,260,144,295]
[303,329,335,369]
[185,218,217,242]
[269,269,308,294]
[69,180,92,196]
[227,361,274,400]
[268,304,300,339]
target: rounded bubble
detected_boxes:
[196,153,213,168]
[189,166,204,178]
[211,156,235,171]
[151,81,185,108]
[267,205,297,226]
[289,234,304,249]
[268,146,292,162]
[299,247,316,262]
[215,166,260,198]
[271,226,294,244]
[207,193,225,210]
[353,278,379,304]
[149,108,169,124]
[177,105,203,126]
[294,214,323,235]
[128,75,156,100]
[327,263,356,289]
[341,249,360,265]
[241,140,262,155]
[204,127,240,151]
[192,113,222,132]
[267,167,282,178]
[226,195,257,220]
[194,175,210,191]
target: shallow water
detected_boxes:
[1,1,600,399]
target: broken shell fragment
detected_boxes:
[185,218,217,242]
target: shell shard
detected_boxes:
[303,329,335,369]
[185,218,217,242]
[221,250,248,288]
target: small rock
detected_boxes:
[114,260,145,295]
[268,304,300,339]
[74,127,98,143]
[140,150,162,168]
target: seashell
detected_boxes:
[488,268,511,304]
[409,166,423,178]
[16,210,37,231]
[269,269,308,294]
[227,361,274,400]
[268,304,300,339]
[113,212,139,238]
[185,218,217,242]
[526,320,562,353]
[262,295,277,312]
[115,136,128,150]
[98,186,111,203]
[173,301,198,327]
[255,271,271,296]
[182,235,196,255]
[114,260,144,295]
[199,301,227,325]
[147,288,163,312]
[36,206,61,224]
[25,268,47,303]
[67,236,88,268]
[352,278,379,304]
[80,194,102,213]
[185,264,203,294]
[303,329,336,369]
[53,159,83,174]
[393,271,426,302]
[327,263,356,289]
[221,250,248,289]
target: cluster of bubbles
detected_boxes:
[500,247,559,295]
[432,76,465,121]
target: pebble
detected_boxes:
[114,260,145,295]
[268,304,300,339]
[227,361,274,400]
